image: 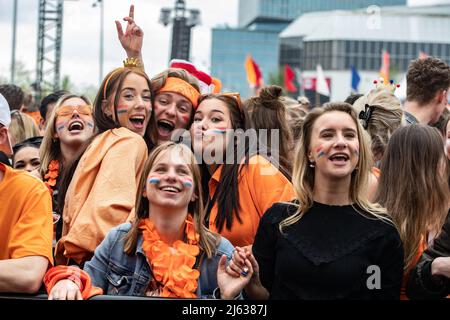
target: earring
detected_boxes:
[309,162,315,168]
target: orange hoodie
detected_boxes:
[55,128,148,265]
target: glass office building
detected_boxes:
[212,0,407,97]
[239,0,406,27]
[279,7,450,101]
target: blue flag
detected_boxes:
[351,65,361,93]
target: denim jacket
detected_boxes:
[83,222,236,298]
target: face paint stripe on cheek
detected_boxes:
[183,177,193,188]
[87,122,94,128]
[117,106,128,114]
[148,177,160,185]
[180,114,190,124]
[56,122,66,131]
[316,146,326,158]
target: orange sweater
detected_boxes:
[208,155,295,247]
[55,128,148,265]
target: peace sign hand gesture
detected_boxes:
[115,5,143,59]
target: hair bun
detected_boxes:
[259,85,282,109]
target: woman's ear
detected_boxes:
[102,99,113,119]
[191,193,198,202]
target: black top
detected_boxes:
[253,201,404,300]
[406,210,450,299]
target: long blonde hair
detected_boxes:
[280,102,390,232]
[124,142,220,258]
[376,125,449,271]
[39,93,92,178]
[9,111,40,146]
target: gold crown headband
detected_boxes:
[102,58,143,100]
[373,78,400,93]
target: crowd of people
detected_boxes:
[1,5,450,300]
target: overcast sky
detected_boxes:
[0,0,239,90]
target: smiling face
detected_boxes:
[154,92,193,144]
[54,97,95,148]
[13,146,40,172]
[308,111,360,181]
[145,147,196,211]
[190,98,232,160]
[113,73,152,137]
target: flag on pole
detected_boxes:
[294,67,304,96]
[245,55,263,88]
[316,64,330,96]
[379,50,390,83]
[350,65,361,93]
[284,64,297,92]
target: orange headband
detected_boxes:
[103,68,124,100]
[158,77,200,109]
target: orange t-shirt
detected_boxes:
[0,163,53,264]
[207,155,295,247]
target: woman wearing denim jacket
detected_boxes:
[45,142,252,299]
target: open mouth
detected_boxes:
[130,115,145,129]
[159,185,180,193]
[68,120,85,132]
[329,153,350,164]
[157,120,175,137]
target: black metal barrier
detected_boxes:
[0,293,168,300]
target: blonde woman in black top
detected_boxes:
[228,102,404,299]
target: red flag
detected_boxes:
[284,64,297,92]
[245,55,263,88]
[379,50,390,83]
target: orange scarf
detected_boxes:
[139,215,201,298]
[44,159,59,196]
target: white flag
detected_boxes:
[316,64,330,97]
[395,75,407,102]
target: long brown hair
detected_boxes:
[123,142,220,258]
[197,94,252,232]
[244,85,294,178]
[281,102,390,232]
[376,124,449,271]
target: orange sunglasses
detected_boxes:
[56,105,93,118]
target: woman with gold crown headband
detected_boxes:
[116,5,205,145]
[54,65,155,268]
[45,142,252,300]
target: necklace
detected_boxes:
[44,159,59,196]
[140,215,201,298]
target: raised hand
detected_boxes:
[217,254,253,299]
[115,5,143,59]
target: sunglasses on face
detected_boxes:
[56,105,93,118]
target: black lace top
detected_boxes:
[253,201,404,299]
